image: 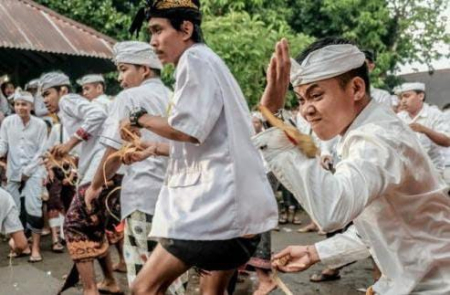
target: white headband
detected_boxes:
[290,44,366,87]
[25,79,40,91]
[77,74,105,86]
[113,41,162,70]
[39,72,71,93]
[13,88,34,104]
[394,82,425,95]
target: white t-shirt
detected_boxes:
[150,44,278,240]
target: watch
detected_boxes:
[129,107,148,128]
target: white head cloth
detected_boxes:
[394,82,425,95]
[12,88,34,104]
[39,72,71,93]
[25,79,40,90]
[76,74,105,86]
[113,41,162,70]
[290,44,366,87]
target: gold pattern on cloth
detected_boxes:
[66,237,109,262]
[155,0,199,10]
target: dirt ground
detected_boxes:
[0,213,373,295]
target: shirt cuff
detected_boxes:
[99,136,122,150]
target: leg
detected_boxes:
[131,244,190,295]
[113,238,127,272]
[97,252,122,293]
[23,177,44,259]
[200,270,236,295]
[76,261,99,295]
[253,268,277,295]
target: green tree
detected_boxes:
[287,0,450,87]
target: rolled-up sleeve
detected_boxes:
[100,96,128,150]
[315,225,371,268]
[61,96,107,140]
[168,52,223,144]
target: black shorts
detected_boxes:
[160,235,261,271]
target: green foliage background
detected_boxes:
[35,0,449,107]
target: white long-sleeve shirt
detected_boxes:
[254,100,450,295]
[0,115,47,181]
[33,94,49,117]
[57,94,107,184]
[397,103,450,171]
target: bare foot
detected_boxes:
[253,280,277,295]
[97,280,123,294]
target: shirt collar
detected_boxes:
[141,77,162,86]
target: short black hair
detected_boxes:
[168,18,204,43]
[1,81,14,95]
[296,37,371,95]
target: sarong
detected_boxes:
[63,175,122,262]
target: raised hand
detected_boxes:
[260,38,291,113]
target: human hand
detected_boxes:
[119,119,141,142]
[320,155,334,171]
[260,38,291,113]
[84,185,103,212]
[272,245,319,273]
[409,123,425,133]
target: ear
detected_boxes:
[59,86,69,96]
[180,20,194,41]
[140,66,151,79]
[350,77,366,102]
[418,92,425,101]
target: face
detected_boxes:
[82,83,103,100]
[117,63,149,89]
[400,91,423,115]
[14,100,32,118]
[149,18,193,64]
[2,83,15,97]
[42,88,63,113]
[295,77,366,140]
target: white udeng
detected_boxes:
[253,101,450,295]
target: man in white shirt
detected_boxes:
[125,1,278,294]
[396,82,450,174]
[0,89,47,262]
[255,37,450,294]
[77,74,111,112]
[40,72,123,295]
[84,41,187,292]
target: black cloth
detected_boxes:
[160,235,261,271]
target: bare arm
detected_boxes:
[122,115,198,144]
[90,147,121,190]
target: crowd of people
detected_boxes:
[0,0,450,295]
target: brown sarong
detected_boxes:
[63,176,121,262]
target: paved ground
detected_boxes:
[0,214,373,295]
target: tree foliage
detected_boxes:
[34,0,449,104]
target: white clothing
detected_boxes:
[6,176,43,218]
[46,123,81,157]
[150,44,278,240]
[57,94,107,185]
[370,87,392,108]
[290,44,365,87]
[33,94,49,117]
[113,41,162,70]
[0,188,22,234]
[0,115,47,181]
[397,103,450,171]
[93,94,111,113]
[315,225,371,269]
[101,78,170,219]
[253,100,450,295]
[0,91,12,116]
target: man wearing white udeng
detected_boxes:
[254,37,450,294]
